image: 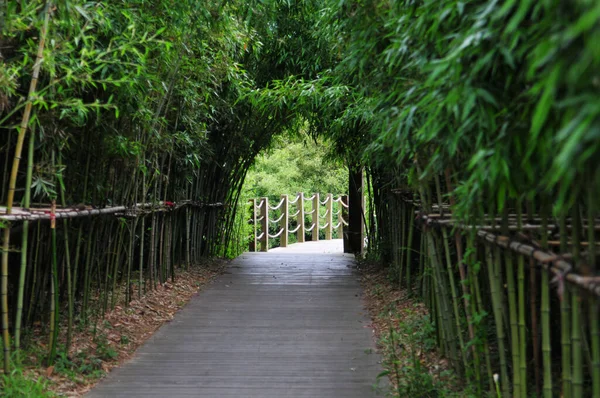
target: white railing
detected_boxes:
[249,193,348,252]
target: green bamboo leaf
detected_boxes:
[530,63,561,141]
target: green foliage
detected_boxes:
[54,349,104,382]
[378,307,467,397]
[244,135,347,200]
[0,368,54,397]
[94,333,117,361]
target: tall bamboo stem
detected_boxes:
[48,200,59,365]
[571,204,583,398]
[487,245,510,396]
[57,152,74,352]
[588,187,599,397]
[1,2,51,372]
[540,204,552,398]
[517,203,527,398]
[560,211,572,398]
[14,122,35,360]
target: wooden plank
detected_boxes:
[88,240,385,397]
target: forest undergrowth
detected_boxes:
[360,261,480,398]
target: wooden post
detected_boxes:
[346,167,364,254]
[325,193,333,240]
[297,192,305,243]
[339,195,347,240]
[260,197,269,252]
[312,193,320,241]
[280,194,288,248]
[250,199,257,252]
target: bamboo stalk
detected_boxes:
[571,204,583,398]
[82,219,95,322]
[491,245,511,396]
[540,205,552,398]
[14,122,36,360]
[1,1,51,372]
[560,211,572,398]
[57,152,74,352]
[517,253,527,398]
[588,187,600,397]
[517,202,527,398]
[48,200,59,365]
[472,247,494,393]
[530,256,540,397]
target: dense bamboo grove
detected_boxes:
[2,0,600,396]
[0,0,302,371]
[244,0,600,396]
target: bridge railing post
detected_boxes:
[325,193,333,240]
[312,193,320,241]
[341,195,350,251]
[337,195,346,239]
[260,197,269,252]
[297,192,305,243]
[250,199,258,252]
[280,194,288,247]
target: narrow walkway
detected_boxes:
[88,240,384,397]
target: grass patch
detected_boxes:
[0,368,55,397]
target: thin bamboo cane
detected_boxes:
[57,152,75,352]
[72,141,92,304]
[82,219,95,321]
[560,211,572,398]
[27,221,42,326]
[472,248,494,393]
[517,253,527,398]
[540,206,552,398]
[505,250,521,396]
[14,122,35,360]
[399,201,406,284]
[48,200,59,365]
[487,245,510,397]
[405,204,414,293]
[588,187,600,397]
[571,204,583,397]
[530,256,540,397]
[517,200,527,398]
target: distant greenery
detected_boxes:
[224,134,347,257]
[243,135,347,201]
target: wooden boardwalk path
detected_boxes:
[88,240,385,397]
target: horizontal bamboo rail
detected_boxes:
[249,193,347,252]
[0,201,223,222]
[416,208,600,297]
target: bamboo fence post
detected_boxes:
[297,193,305,243]
[280,195,288,248]
[260,197,268,252]
[325,193,333,240]
[312,193,320,241]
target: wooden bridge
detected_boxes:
[249,193,350,252]
[88,239,385,397]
